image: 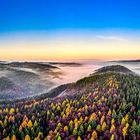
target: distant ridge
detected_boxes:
[110,59,140,63]
[2,61,58,69]
[49,62,82,67]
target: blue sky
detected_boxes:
[0,0,140,60]
[0,0,140,32]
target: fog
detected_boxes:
[0,61,139,100]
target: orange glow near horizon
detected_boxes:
[0,45,139,61]
[0,31,140,61]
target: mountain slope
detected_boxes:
[0,65,140,139]
[0,62,60,100]
[57,65,136,97]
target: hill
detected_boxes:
[0,62,60,100]
[0,65,139,140]
[56,65,135,97]
[94,65,133,74]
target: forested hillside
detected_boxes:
[0,66,140,140]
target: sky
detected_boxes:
[0,0,140,61]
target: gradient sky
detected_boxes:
[0,0,140,61]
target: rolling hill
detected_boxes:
[0,62,60,100]
[0,65,139,140]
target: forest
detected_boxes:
[0,67,140,140]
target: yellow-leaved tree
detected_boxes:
[102,122,107,131]
[9,108,15,114]
[77,136,82,140]
[64,126,69,132]
[5,136,10,140]
[110,134,115,140]
[27,120,33,128]
[107,109,111,116]
[25,135,31,140]
[91,130,97,139]
[11,135,16,140]
[122,123,129,140]
[100,115,105,125]
[110,124,115,133]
